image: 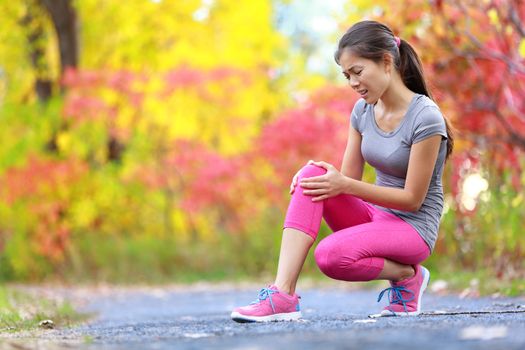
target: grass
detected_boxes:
[0,285,90,333]
[427,269,525,297]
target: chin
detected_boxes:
[362,93,376,104]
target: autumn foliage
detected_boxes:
[0,1,523,288]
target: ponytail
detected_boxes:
[398,39,454,160]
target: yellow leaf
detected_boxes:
[519,39,525,58]
[511,194,523,208]
[56,131,71,152]
[488,8,499,26]
[70,199,97,228]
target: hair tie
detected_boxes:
[394,36,401,48]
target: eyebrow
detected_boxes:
[342,65,363,74]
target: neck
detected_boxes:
[378,75,415,113]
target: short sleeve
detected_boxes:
[350,98,367,133]
[413,106,448,144]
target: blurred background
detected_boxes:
[0,0,523,294]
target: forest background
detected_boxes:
[0,0,524,296]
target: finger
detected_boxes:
[312,195,329,202]
[300,175,326,183]
[303,189,327,196]
[313,161,334,169]
[300,182,327,189]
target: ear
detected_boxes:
[382,53,394,73]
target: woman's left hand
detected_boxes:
[300,160,348,202]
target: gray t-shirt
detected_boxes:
[350,94,448,252]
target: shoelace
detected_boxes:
[250,287,278,313]
[377,285,415,314]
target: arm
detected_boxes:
[343,135,443,212]
[341,122,365,180]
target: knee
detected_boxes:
[298,164,327,180]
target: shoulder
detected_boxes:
[410,95,447,143]
[351,98,368,118]
[412,95,445,126]
[350,98,369,132]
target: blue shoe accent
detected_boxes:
[250,287,278,313]
[377,286,415,314]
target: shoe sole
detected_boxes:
[379,266,431,317]
[231,311,302,323]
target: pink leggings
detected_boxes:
[284,164,430,282]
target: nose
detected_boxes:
[349,75,359,88]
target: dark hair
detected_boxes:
[335,20,454,160]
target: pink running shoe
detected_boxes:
[231,285,302,323]
[377,265,430,316]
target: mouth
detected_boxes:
[357,89,368,98]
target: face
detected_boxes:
[338,48,392,104]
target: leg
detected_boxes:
[313,215,429,282]
[274,164,326,295]
[378,259,417,282]
[278,165,374,294]
[313,213,431,316]
[231,164,374,322]
[274,228,314,295]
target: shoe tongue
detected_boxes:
[391,276,411,287]
[390,280,404,287]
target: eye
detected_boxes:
[355,70,363,76]
[343,73,350,80]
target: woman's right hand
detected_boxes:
[290,160,315,194]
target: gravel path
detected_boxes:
[2,282,525,349]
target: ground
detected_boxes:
[1,281,525,349]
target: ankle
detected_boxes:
[393,266,416,283]
[274,283,294,296]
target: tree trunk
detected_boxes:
[39,0,78,74]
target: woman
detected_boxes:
[231,20,454,322]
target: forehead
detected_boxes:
[339,49,369,72]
